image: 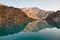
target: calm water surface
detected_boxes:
[0,20,60,40]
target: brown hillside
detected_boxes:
[0,5,32,23]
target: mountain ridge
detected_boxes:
[21,7,54,19]
[0,4,60,22]
[0,5,33,23]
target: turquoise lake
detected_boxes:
[0,20,60,40]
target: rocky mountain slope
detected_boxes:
[21,7,60,22]
[0,5,32,23]
[21,7,54,19]
[47,10,60,22]
[21,7,40,19]
[0,4,60,23]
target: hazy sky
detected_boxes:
[0,0,60,11]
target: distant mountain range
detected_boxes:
[21,7,60,22]
[21,7,54,19]
[0,4,60,23]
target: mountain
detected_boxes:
[21,7,54,19]
[0,5,32,23]
[21,7,60,22]
[21,7,40,19]
[47,10,60,22]
[0,4,59,23]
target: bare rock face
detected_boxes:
[0,5,31,23]
[46,10,60,22]
[21,7,53,19]
[21,7,60,22]
[30,7,49,19]
[21,7,40,19]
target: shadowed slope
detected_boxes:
[46,10,60,22]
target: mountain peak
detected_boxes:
[31,7,39,9]
[30,7,40,10]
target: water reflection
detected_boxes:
[0,21,30,36]
[46,20,60,28]
[0,28,60,40]
[23,20,60,32]
[0,20,60,37]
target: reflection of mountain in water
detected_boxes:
[46,20,60,28]
[0,20,60,36]
[0,21,31,36]
[23,20,60,32]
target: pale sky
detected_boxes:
[0,0,60,11]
